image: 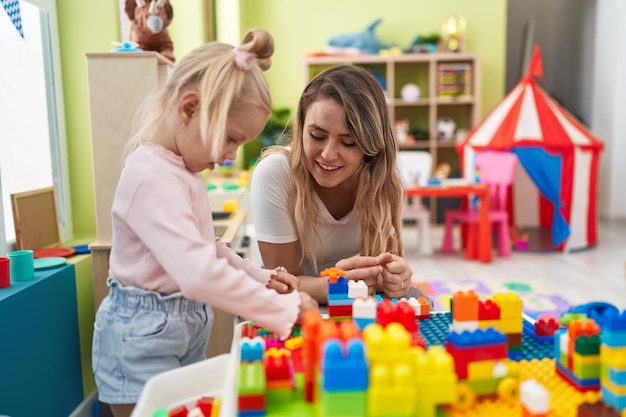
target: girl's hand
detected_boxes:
[267,266,299,294]
[335,255,383,295]
[297,291,319,322]
[377,253,412,298]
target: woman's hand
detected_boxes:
[335,255,384,295]
[377,252,412,298]
[267,266,299,294]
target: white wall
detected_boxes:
[592,0,626,221]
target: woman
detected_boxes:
[251,64,431,305]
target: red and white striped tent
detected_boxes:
[457,45,603,251]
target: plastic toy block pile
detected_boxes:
[230,269,626,417]
[147,268,626,417]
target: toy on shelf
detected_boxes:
[124,0,175,62]
[441,13,466,53]
[437,116,456,141]
[326,18,394,55]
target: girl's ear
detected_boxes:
[177,91,200,124]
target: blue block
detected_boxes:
[353,318,375,330]
[602,386,626,411]
[328,277,349,295]
[322,338,368,392]
[601,328,626,347]
[446,328,507,348]
[327,296,354,306]
[523,319,554,343]
[609,367,626,385]
[602,310,626,331]
[555,362,600,388]
[240,338,264,362]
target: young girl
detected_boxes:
[251,65,432,304]
[92,28,317,417]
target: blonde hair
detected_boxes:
[126,28,273,160]
[260,65,405,274]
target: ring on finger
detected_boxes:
[401,281,404,290]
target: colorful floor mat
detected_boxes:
[413,278,572,320]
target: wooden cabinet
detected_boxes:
[85,52,173,309]
[303,53,481,220]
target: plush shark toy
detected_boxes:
[327,19,394,54]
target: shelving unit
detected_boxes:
[303,52,481,221]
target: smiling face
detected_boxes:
[302,97,365,191]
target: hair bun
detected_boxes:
[239,28,274,71]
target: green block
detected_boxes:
[465,377,501,396]
[573,360,600,380]
[267,388,294,406]
[238,362,266,395]
[575,335,600,355]
[320,391,366,417]
[153,407,168,417]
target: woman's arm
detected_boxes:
[258,240,329,304]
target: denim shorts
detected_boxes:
[92,279,213,404]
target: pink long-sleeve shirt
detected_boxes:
[108,141,299,338]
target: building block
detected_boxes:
[168,405,188,417]
[491,292,523,319]
[319,391,366,417]
[327,276,349,295]
[264,347,292,385]
[535,317,560,337]
[577,401,622,417]
[196,396,218,417]
[478,299,501,320]
[321,267,346,282]
[520,378,549,416]
[238,362,266,396]
[362,322,411,364]
[348,280,368,299]
[451,290,479,321]
[240,337,265,362]
[353,297,377,322]
[321,338,368,392]
[413,346,457,417]
[367,362,414,417]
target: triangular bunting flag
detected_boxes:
[1,0,24,39]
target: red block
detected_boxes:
[478,299,501,320]
[238,394,266,411]
[168,405,188,417]
[196,396,216,416]
[535,318,559,336]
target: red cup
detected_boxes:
[0,256,9,288]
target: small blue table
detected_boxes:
[0,264,83,417]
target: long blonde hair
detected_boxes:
[261,65,405,273]
[126,28,273,159]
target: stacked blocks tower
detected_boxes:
[320,338,368,417]
[554,318,601,392]
[445,327,520,410]
[237,337,267,417]
[600,310,626,412]
[362,322,457,417]
[450,290,523,359]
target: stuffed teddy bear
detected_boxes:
[125,0,175,62]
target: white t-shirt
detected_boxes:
[251,153,362,276]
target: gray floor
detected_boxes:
[248,220,626,311]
